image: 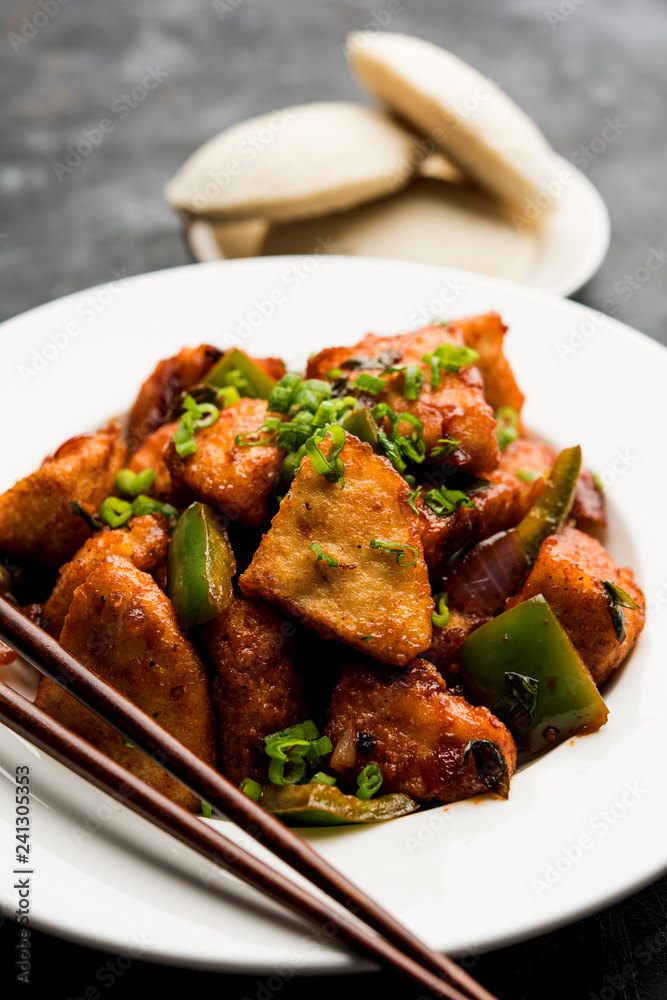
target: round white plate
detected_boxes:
[0,257,664,974]
[186,156,610,299]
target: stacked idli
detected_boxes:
[165,33,559,281]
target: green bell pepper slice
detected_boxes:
[516,445,581,564]
[339,406,381,451]
[205,348,277,400]
[167,502,236,629]
[460,594,608,753]
[260,783,418,826]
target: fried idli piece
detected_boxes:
[35,555,217,811]
[0,425,126,569]
[239,432,433,666]
[325,658,516,802]
[127,421,188,505]
[416,468,533,571]
[196,598,313,785]
[307,323,499,473]
[425,603,491,675]
[500,437,606,527]
[128,344,222,452]
[506,526,645,687]
[43,515,170,637]
[452,312,524,413]
[164,397,283,529]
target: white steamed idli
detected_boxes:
[260,177,538,281]
[165,102,426,222]
[346,32,556,212]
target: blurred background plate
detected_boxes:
[185,156,610,298]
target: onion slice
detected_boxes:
[445,528,529,616]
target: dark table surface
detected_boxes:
[1,1,666,998]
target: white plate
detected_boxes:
[0,257,665,974]
[186,156,611,298]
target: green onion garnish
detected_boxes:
[423,487,476,517]
[201,800,212,818]
[310,543,338,567]
[264,720,320,744]
[115,467,156,497]
[422,343,480,384]
[495,407,520,451]
[406,485,422,515]
[592,472,604,492]
[431,591,450,629]
[238,778,261,802]
[369,538,419,568]
[431,438,459,459]
[403,365,424,401]
[352,373,386,396]
[356,764,382,800]
[304,424,346,488]
[265,738,311,785]
[311,772,336,786]
[173,394,221,458]
[99,496,133,529]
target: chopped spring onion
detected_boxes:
[406,485,422,515]
[356,764,382,800]
[173,394,221,458]
[431,438,459,460]
[116,467,156,497]
[304,424,346,488]
[99,496,133,529]
[310,543,338,567]
[423,487,476,516]
[431,591,450,629]
[592,472,604,492]
[352,372,386,395]
[264,719,320,744]
[265,738,312,785]
[369,538,419,568]
[201,800,213,818]
[403,365,424,401]
[238,778,261,802]
[422,343,480,382]
[311,772,337,786]
[495,407,520,451]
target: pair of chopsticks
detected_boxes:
[0,596,497,1000]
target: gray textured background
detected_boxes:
[2,0,666,343]
[1,2,667,998]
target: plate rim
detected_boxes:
[0,255,664,973]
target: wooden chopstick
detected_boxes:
[0,681,464,999]
[0,596,498,1000]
